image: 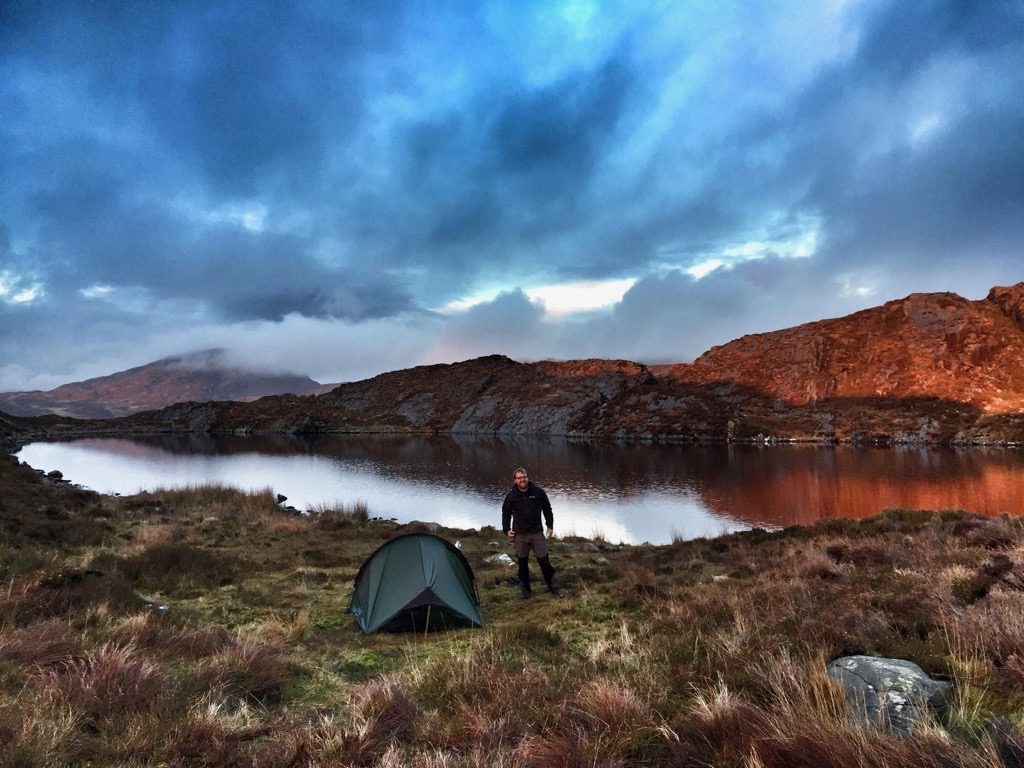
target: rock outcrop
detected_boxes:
[988,283,1024,328]
[666,287,1024,414]
[120,355,658,439]
[827,656,952,736]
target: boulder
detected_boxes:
[989,283,1024,327]
[827,655,952,736]
[405,520,440,532]
[483,552,515,567]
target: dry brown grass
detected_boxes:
[34,642,170,727]
[149,483,280,523]
[5,455,1024,767]
[165,692,286,767]
[309,499,371,529]
[684,668,998,768]
[0,568,144,627]
[798,546,846,581]
[96,540,240,596]
[289,679,418,766]
[108,610,233,659]
[199,634,292,705]
[0,618,83,676]
[0,704,86,768]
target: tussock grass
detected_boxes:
[0,568,144,627]
[109,610,233,659]
[34,642,170,726]
[198,634,292,705]
[5,454,1024,766]
[309,498,371,528]
[146,483,280,523]
[97,540,239,595]
[0,705,85,767]
[0,618,82,673]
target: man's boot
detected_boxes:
[539,555,563,597]
[517,557,532,599]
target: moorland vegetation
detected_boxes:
[3,447,1024,767]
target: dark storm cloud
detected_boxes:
[4,0,596,327]
[382,50,638,285]
[854,0,1022,79]
[2,0,1023,388]
[136,4,375,196]
[488,56,632,184]
[2,1,380,194]
[221,279,414,323]
[821,101,1024,266]
[777,0,1024,272]
[1,0,410,324]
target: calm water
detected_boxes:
[16,435,1024,545]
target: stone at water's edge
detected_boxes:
[827,655,952,736]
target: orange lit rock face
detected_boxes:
[987,283,1024,327]
[668,286,1024,414]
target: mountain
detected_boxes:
[8,284,1024,445]
[0,350,327,419]
[666,283,1024,413]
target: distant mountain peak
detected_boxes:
[158,348,231,368]
[0,351,325,419]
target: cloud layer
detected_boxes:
[2,0,1022,389]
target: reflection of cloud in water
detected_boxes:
[554,490,746,544]
[18,440,706,543]
[17,438,1024,545]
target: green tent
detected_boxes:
[348,533,483,634]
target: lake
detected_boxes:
[15,435,1024,545]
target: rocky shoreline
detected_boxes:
[6,411,1024,454]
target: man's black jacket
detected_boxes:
[502,481,553,534]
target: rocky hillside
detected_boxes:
[119,355,658,437]
[9,284,1024,445]
[0,350,327,419]
[667,284,1024,414]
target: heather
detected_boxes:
[2,450,1024,766]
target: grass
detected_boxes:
[4,450,1024,765]
[308,499,371,527]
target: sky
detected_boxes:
[2,0,1023,391]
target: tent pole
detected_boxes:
[424,604,431,637]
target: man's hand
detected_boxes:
[506,530,515,538]
[546,527,553,538]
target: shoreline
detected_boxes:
[5,423,1023,451]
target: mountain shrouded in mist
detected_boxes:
[0,349,328,419]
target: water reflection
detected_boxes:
[16,436,1024,545]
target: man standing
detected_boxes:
[501,467,563,599]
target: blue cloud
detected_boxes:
[1,0,1022,387]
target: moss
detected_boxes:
[333,650,402,683]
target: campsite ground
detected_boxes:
[3,448,1024,767]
